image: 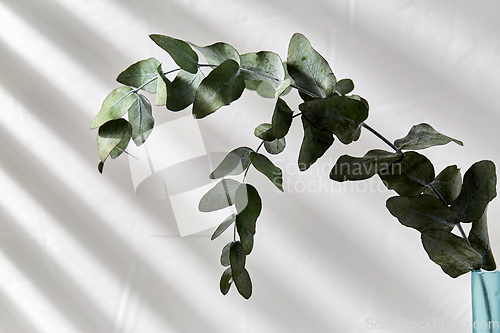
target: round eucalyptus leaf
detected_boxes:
[264,138,286,155]
[116,57,160,94]
[149,34,199,74]
[220,267,233,295]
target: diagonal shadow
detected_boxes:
[0,205,115,332]
[0,121,222,332]
[0,286,40,333]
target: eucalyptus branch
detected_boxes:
[361,122,401,153]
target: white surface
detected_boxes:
[1,0,500,332]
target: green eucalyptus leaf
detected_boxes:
[299,95,369,144]
[423,165,462,204]
[298,116,334,171]
[336,78,354,95]
[256,81,276,98]
[378,151,435,197]
[287,33,336,98]
[245,80,260,90]
[128,94,154,146]
[240,51,285,97]
[149,34,198,74]
[210,147,254,179]
[347,94,369,110]
[167,69,204,111]
[116,57,160,94]
[394,123,463,150]
[155,64,169,106]
[232,268,252,299]
[254,123,276,141]
[191,42,240,66]
[236,219,254,255]
[198,179,241,212]
[386,195,459,232]
[468,207,496,270]
[421,229,482,278]
[249,152,283,191]
[235,184,262,235]
[98,161,104,174]
[221,242,232,267]
[91,87,138,129]
[97,118,132,162]
[220,267,233,295]
[230,241,246,275]
[272,98,293,138]
[330,149,402,182]
[264,138,286,155]
[211,214,236,241]
[192,59,245,118]
[451,160,497,222]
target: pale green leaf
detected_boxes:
[394,123,463,150]
[149,34,198,74]
[211,214,236,241]
[198,179,241,212]
[298,116,334,171]
[91,87,138,129]
[378,151,435,197]
[386,195,459,232]
[193,59,245,118]
[249,152,283,191]
[155,64,169,106]
[421,229,482,278]
[191,42,240,66]
[254,123,276,141]
[451,160,497,222]
[330,149,402,182]
[240,51,285,96]
[220,267,232,295]
[264,138,285,155]
[128,94,154,146]
[210,147,253,179]
[116,57,160,94]
[299,95,368,144]
[167,69,204,111]
[97,118,132,162]
[287,33,336,98]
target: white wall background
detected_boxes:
[1,0,500,332]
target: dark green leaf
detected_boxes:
[236,219,254,255]
[298,116,334,171]
[209,147,253,179]
[287,33,336,98]
[91,87,138,129]
[469,207,496,270]
[330,149,402,182]
[272,98,293,138]
[220,267,232,295]
[249,152,283,191]
[336,78,354,95]
[232,268,252,299]
[97,118,132,162]
[423,165,462,204]
[167,69,204,111]
[264,138,286,155]
[192,59,245,118]
[394,123,463,150]
[155,64,169,106]
[254,123,276,141]
[221,242,232,267]
[421,229,482,278]
[198,179,241,212]
[235,184,262,234]
[299,95,369,144]
[116,57,160,94]
[378,151,435,197]
[149,34,198,74]
[98,161,104,174]
[230,241,246,275]
[347,94,369,110]
[191,42,240,66]
[211,214,236,241]
[451,160,497,222]
[386,195,459,232]
[128,94,154,146]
